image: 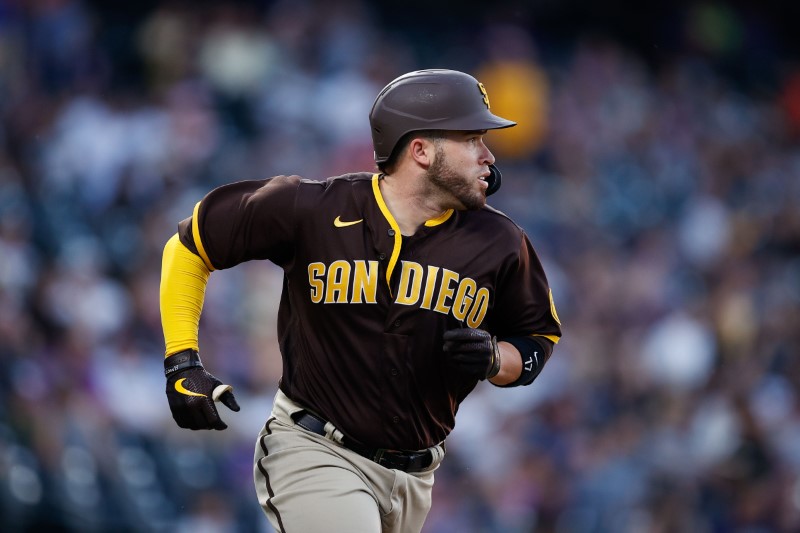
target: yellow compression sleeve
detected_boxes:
[160,233,211,356]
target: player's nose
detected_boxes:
[479,141,495,166]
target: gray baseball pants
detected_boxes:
[253,389,445,533]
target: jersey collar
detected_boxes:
[370,174,454,295]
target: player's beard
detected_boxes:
[424,145,486,210]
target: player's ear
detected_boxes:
[408,137,434,169]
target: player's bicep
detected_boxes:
[492,232,561,343]
[178,175,301,270]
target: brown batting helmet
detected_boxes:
[369,69,517,164]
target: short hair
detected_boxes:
[377,130,443,174]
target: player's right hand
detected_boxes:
[442,328,501,380]
[164,349,240,430]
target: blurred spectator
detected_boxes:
[476,24,550,160]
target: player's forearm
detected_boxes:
[488,341,523,385]
[160,233,210,356]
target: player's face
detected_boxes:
[424,131,495,210]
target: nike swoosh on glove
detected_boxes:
[164,349,240,430]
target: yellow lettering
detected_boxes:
[308,263,325,303]
[452,277,477,321]
[434,269,459,314]
[420,266,439,310]
[466,287,490,327]
[396,261,423,305]
[311,260,489,318]
[325,260,351,303]
[352,260,378,304]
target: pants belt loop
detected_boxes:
[428,443,445,466]
[323,421,345,445]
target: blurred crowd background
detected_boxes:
[1,0,799,531]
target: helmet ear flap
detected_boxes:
[486,164,502,196]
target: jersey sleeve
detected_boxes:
[492,230,562,345]
[177,175,302,270]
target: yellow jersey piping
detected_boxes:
[192,201,216,271]
[424,209,454,227]
[533,333,561,344]
[372,175,402,296]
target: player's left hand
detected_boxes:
[442,328,501,380]
[164,349,240,430]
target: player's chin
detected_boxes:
[458,192,487,211]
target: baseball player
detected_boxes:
[160,69,562,532]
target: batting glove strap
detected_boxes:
[164,349,203,377]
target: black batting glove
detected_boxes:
[164,349,240,430]
[442,328,502,380]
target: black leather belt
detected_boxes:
[291,410,434,473]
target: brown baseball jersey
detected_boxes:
[178,172,561,451]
